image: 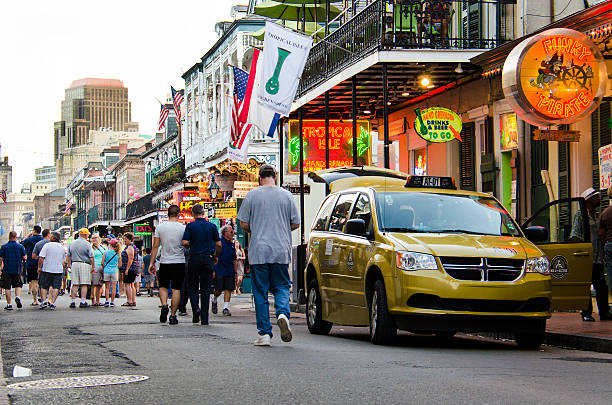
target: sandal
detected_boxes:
[30,302,39,306]
[129,303,137,306]
[121,302,131,307]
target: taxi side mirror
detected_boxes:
[523,226,548,243]
[346,219,367,237]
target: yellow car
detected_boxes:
[304,167,592,349]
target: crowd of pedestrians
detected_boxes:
[0,164,300,346]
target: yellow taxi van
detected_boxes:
[304,166,592,349]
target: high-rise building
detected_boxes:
[54,78,140,188]
[0,155,11,193]
[35,165,56,187]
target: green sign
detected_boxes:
[133,223,153,236]
[414,107,463,143]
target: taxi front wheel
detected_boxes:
[307,278,333,335]
[369,280,397,345]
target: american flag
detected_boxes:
[158,105,169,131]
[171,86,184,125]
[64,200,73,216]
[0,190,6,203]
[230,66,252,149]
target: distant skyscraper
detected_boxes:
[0,154,12,194]
[54,78,140,188]
[35,165,56,188]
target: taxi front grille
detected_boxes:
[407,294,550,312]
[439,257,525,282]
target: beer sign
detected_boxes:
[414,107,462,143]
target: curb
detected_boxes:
[0,338,9,405]
[544,332,612,354]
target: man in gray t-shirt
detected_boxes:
[237,164,300,346]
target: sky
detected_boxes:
[0,0,233,190]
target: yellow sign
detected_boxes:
[414,107,462,143]
[502,28,607,126]
[500,113,518,150]
[233,181,258,199]
[215,201,237,219]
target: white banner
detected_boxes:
[599,144,612,189]
[248,48,281,136]
[258,21,313,116]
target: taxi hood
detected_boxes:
[386,232,535,259]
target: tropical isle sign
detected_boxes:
[414,107,463,142]
[502,28,607,126]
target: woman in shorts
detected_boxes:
[102,239,121,307]
[91,233,106,306]
[121,233,139,307]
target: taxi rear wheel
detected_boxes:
[307,278,332,335]
[369,280,397,345]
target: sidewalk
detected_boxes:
[0,338,8,405]
[545,311,612,354]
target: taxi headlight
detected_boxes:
[525,256,550,275]
[396,251,438,271]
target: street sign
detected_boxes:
[533,129,580,142]
[282,184,311,194]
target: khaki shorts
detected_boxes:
[71,262,92,285]
[103,272,118,282]
[91,266,104,286]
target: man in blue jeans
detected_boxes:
[182,203,221,325]
[237,164,300,346]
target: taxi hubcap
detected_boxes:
[308,288,317,326]
[370,291,378,336]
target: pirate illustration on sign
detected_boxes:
[529,52,594,99]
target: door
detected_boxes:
[310,194,338,304]
[322,192,359,306]
[522,198,592,311]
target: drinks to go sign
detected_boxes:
[134,223,153,236]
[414,107,463,143]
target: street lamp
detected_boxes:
[207,175,220,200]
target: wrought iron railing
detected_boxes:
[297,0,516,97]
[126,194,154,220]
[87,202,115,224]
[74,210,87,230]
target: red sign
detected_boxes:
[133,223,153,236]
[288,120,371,173]
[172,190,201,223]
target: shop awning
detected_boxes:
[122,211,158,226]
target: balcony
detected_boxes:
[87,202,115,224]
[74,210,87,230]
[126,194,154,220]
[297,0,516,97]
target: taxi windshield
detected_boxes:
[375,192,521,236]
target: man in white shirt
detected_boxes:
[38,232,67,309]
[149,205,186,325]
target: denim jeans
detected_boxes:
[187,255,214,322]
[606,243,612,299]
[179,262,190,312]
[250,263,291,337]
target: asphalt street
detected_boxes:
[1,294,612,405]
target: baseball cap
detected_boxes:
[580,187,599,201]
[78,228,91,235]
[109,238,119,247]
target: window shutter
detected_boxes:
[459,123,475,191]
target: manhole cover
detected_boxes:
[7,375,149,390]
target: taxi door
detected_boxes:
[521,198,592,311]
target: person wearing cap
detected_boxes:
[571,188,611,321]
[237,164,300,346]
[66,228,95,308]
[182,203,221,325]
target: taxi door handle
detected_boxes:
[572,251,590,257]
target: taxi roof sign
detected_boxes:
[405,175,456,190]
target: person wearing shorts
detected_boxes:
[149,205,186,325]
[102,239,121,307]
[38,232,66,310]
[212,226,237,316]
[91,233,106,306]
[20,225,43,305]
[0,231,26,310]
[120,233,139,307]
[67,228,95,308]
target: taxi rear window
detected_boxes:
[374,192,520,236]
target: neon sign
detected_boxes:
[133,223,153,236]
[414,107,462,143]
[502,28,607,126]
[288,120,371,173]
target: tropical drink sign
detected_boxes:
[414,107,462,143]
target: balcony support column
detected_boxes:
[325,91,330,195]
[382,63,390,169]
[298,108,305,247]
[279,118,284,186]
[352,76,357,166]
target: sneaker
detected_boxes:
[211,302,218,314]
[104,301,110,308]
[223,308,231,316]
[179,310,188,316]
[582,314,596,322]
[40,302,48,309]
[109,302,115,308]
[48,303,56,310]
[79,302,89,308]
[277,314,292,343]
[254,334,271,346]
[160,305,169,323]
[15,297,22,309]
[201,320,209,326]
[4,305,13,310]
[69,302,76,309]
[192,310,200,324]
[169,315,178,325]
